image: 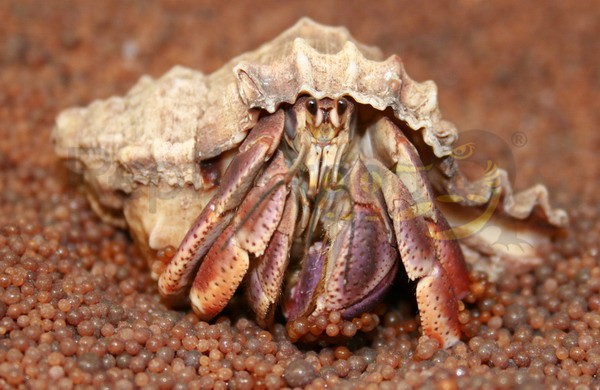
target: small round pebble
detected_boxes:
[283,359,318,388]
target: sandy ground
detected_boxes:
[0,1,599,388]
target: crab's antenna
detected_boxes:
[302,166,355,254]
[310,165,362,286]
[284,140,308,182]
[342,189,359,284]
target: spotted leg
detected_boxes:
[369,117,470,298]
[367,118,470,348]
[159,110,285,299]
[246,189,299,326]
[189,153,290,320]
[367,158,461,348]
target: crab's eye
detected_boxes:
[336,98,348,116]
[306,98,318,116]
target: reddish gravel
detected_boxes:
[1,1,599,388]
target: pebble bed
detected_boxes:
[1,1,599,389]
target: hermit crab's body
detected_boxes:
[158,95,472,347]
[53,19,567,348]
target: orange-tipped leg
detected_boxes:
[246,191,298,325]
[190,226,250,320]
[159,110,286,298]
[189,153,290,320]
[416,262,462,348]
[368,116,471,300]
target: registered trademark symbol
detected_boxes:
[511,131,528,147]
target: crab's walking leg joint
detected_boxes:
[158,110,286,299]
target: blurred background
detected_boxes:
[1,0,598,206]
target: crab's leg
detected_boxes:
[367,158,461,348]
[246,189,298,326]
[189,153,290,320]
[159,111,285,298]
[368,117,470,299]
[366,119,470,348]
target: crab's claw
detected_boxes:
[283,159,399,322]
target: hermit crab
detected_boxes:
[53,18,567,348]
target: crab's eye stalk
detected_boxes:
[306,98,318,117]
[336,98,348,116]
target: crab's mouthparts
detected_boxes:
[309,124,334,141]
[305,141,343,199]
